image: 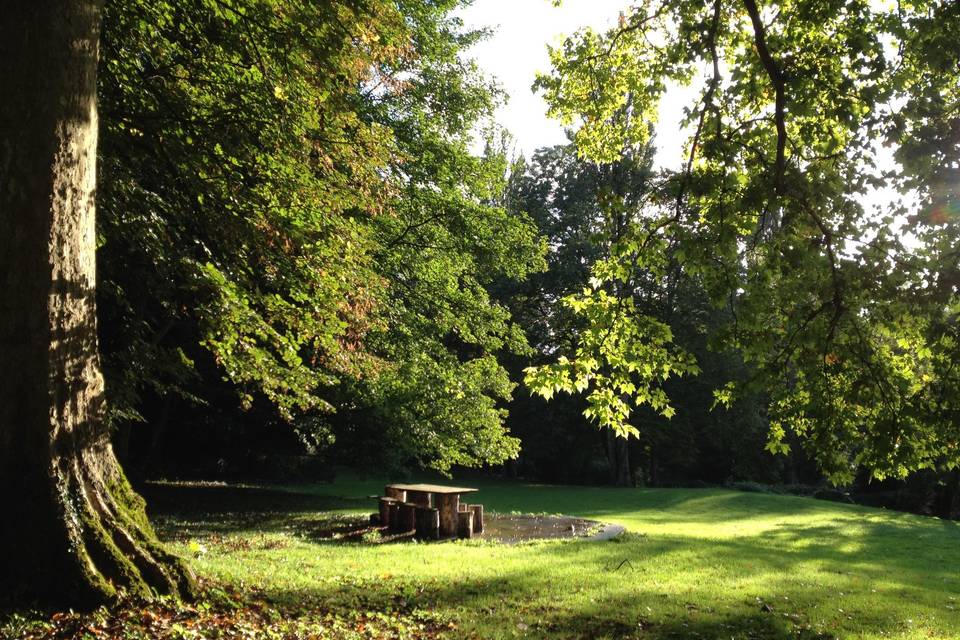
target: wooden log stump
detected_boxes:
[378,497,397,527]
[457,510,474,539]
[407,491,431,507]
[471,504,484,534]
[387,502,401,532]
[397,502,416,533]
[414,506,440,540]
[435,494,460,538]
[385,486,406,502]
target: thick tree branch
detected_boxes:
[743,0,787,199]
[682,0,723,183]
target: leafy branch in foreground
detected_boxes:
[524,256,699,438]
[98,0,544,473]
[533,0,960,482]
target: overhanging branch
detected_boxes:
[743,0,787,199]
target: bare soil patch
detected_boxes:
[482,513,610,542]
[302,513,621,544]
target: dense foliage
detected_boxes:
[503,143,788,486]
[97,0,543,475]
[93,0,960,495]
[528,0,960,484]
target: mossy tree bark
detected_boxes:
[0,0,195,607]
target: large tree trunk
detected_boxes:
[0,0,194,607]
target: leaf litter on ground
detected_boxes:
[0,579,456,640]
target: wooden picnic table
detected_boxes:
[386,483,478,538]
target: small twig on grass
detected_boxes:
[609,558,634,572]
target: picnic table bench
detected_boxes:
[376,483,482,539]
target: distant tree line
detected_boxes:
[501,142,785,489]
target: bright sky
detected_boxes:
[457,0,696,169]
[457,0,627,156]
[457,0,914,241]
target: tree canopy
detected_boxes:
[527,0,960,483]
[97,0,543,474]
[504,142,778,486]
[9,0,960,612]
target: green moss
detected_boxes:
[105,465,153,533]
[76,490,153,600]
[104,464,197,599]
[70,540,117,606]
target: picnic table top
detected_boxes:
[387,483,478,495]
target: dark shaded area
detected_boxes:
[142,481,371,546]
[143,481,611,544]
[141,481,362,519]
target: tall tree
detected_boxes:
[511,141,666,486]
[0,0,194,605]
[96,0,543,476]
[531,0,960,483]
[511,143,780,487]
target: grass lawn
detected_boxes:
[144,474,960,639]
[5,475,960,639]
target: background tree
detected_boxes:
[96,0,543,477]
[0,0,194,605]
[531,0,960,484]
[507,143,784,487]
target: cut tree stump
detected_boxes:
[385,486,407,502]
[457,510,474,539]
[435,494,460,538]
[387,502,401,532]
[415,506,440,540]
[471,504,484,534]
[379,497,397,527]
[397,502,416,533]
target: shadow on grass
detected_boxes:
[219,523,952,639]
[140,480,367,514]
[141,480,380,543]
[255,550,848,640]
[143,481,960,638]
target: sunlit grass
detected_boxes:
[152,475,960,639]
